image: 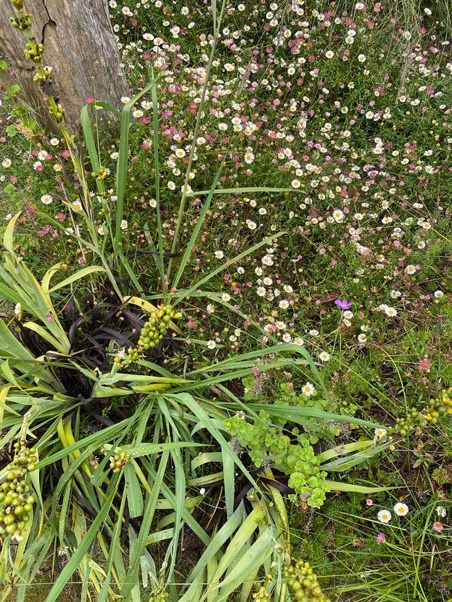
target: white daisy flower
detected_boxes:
[377,510,392,523]
[393,502,409,517]
[302,382,315,396]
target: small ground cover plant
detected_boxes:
[1,0,452,600]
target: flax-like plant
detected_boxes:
[0,212,392,599]
[0,374,391,602]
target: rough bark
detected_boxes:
[0,0,128,136]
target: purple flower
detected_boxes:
[335,299,352,310]
[376,533,386,544]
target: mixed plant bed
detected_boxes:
[0,0,452,600]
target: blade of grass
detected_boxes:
[245,403,385,429]
[167,0,228,278]
[168,448,185,589]
[142,456,212,548]
[44,490,116,602]
[124,463,144,519]
[222,448,235,520]
[191,452,223,471]
[171,152,227,290]
[150,67,166,298]
[105,485,127,576]
[325,481,396,494]
[96,574,112,602]
[114,78,160,254]
[85,100,122,116]
[144,223,165,280]
[81,104,103,195]
[58,481,72,544]
[320,442,393,471]
[46,266,106,294]
[315,440,374,464]
[186,186,308,196]
[121,451,169,601]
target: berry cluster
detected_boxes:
[109,452,131,473]
[138,305,182,350]
[23,41,44,63]
[425,388,452,424]
[387,387,452,437]
[283,559,330,602]
[388,408,427,437]
[0,440,36,538]
[115,305,182,366]
[9,7,31,32]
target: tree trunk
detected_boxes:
[0,0,128,136]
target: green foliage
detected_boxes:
[9,84,21,97]
[226,411,329,508]
[1,0,452,599]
